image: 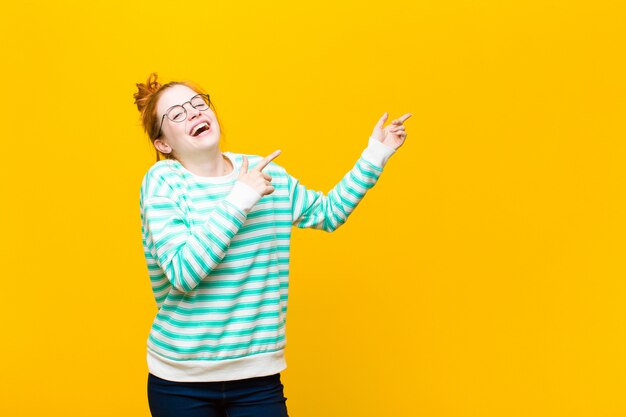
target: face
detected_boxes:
[154,84,221,161]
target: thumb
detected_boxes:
[375,112,388,130]
[239,155,248,178]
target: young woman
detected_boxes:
[134,73,410,417]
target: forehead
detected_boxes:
[157,85,199,115]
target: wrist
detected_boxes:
[226,181,262,212]
[362,136,396,168]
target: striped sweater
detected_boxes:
[139,137,395,382]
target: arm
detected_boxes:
[142,182,260,293]
[288,112,411,231]
[142,151,282,293]
[288,138,395,231]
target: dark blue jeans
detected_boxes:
[147,372,289,417]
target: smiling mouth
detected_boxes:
[190,122,210,136]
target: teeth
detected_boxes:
[191,122,209,136]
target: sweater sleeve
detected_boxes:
[142,181,262,293]
[287,137,396,232]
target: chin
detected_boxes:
[193,135,220,149]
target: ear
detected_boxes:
[154,139,172,155]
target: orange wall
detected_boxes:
[1,1,625,416]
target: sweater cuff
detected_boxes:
[226,181,262,213]
[361,137,396,168]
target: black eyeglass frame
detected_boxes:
[156,93,211,139]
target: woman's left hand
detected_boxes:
[371,112,412,150]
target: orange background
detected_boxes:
[1,1,625,416]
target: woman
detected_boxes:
[134,73,410,417]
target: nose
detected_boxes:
[184,102,201,119]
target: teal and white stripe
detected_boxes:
[140,138,395,381]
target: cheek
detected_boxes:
[210,115,221,132]
[167,122,188,138]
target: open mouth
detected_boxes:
[190,122,210,137]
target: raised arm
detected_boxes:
[288,112,411,231]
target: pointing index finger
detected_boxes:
[397,113,412,124]
[253,150,282,172]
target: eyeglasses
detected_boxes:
[156,94,211,138]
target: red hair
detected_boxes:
[133,73,219,162]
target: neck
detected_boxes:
[177,146,232,177]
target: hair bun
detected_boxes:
[134,72,161,113]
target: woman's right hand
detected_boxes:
[238,150,281,196]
